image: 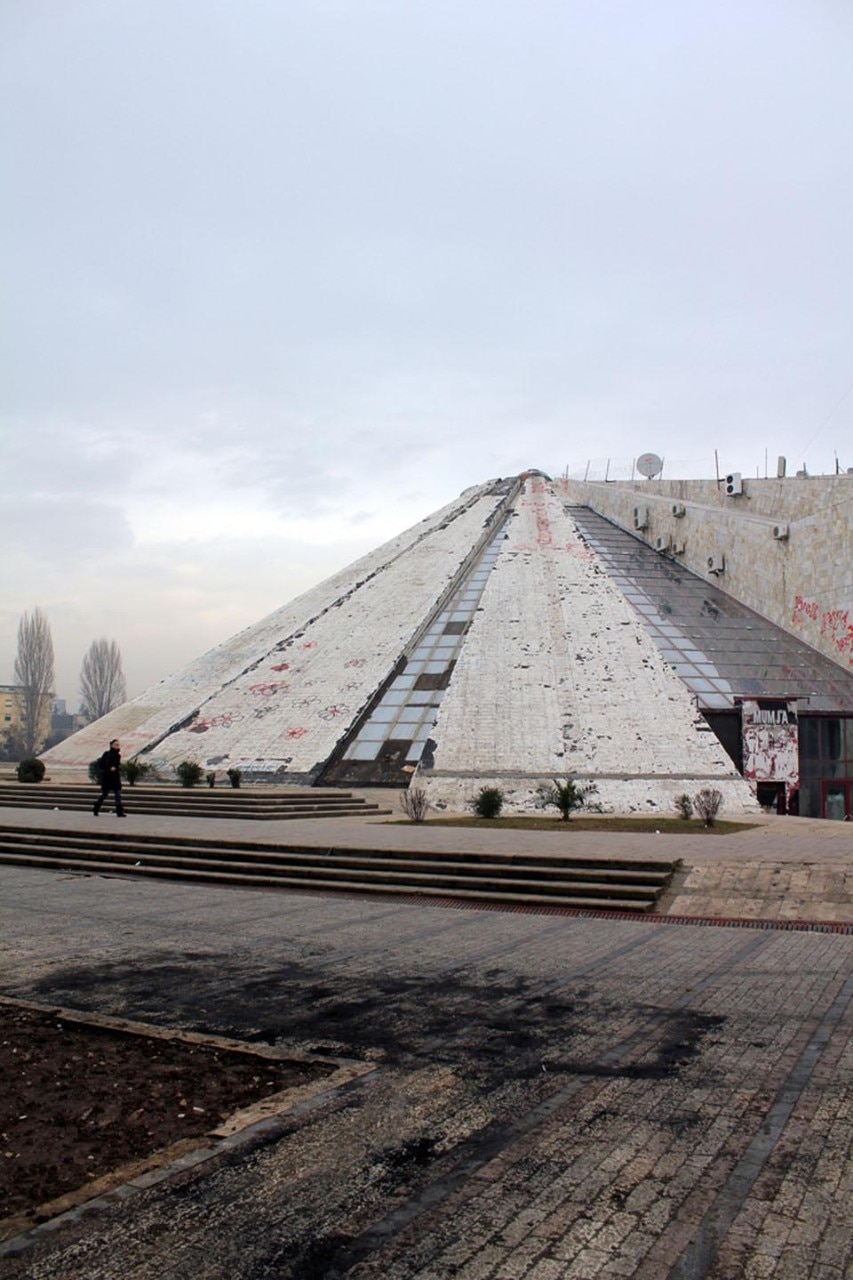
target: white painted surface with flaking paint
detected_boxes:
[417,477,756,814]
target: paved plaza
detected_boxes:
[0,817,851,1279]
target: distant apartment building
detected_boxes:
[49,698,88,744]
[0,684,53,756]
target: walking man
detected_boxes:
[94,738,126,817]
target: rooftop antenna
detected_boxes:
[636,452,663,480]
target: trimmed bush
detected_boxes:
[176,760,204,789]
[674,793,694,821]
[17,758,45,783]
[471,786,504,819]
[122,759,150,787]
[536,777,598,821]
[226,767,242,789]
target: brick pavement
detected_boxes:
[0,857,851,1279]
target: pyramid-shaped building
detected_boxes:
[46,471,853,818]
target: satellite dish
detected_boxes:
[637,452,663,479]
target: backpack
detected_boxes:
[91,755,106,785]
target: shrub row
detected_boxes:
[399,781,727,825]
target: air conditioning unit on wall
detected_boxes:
[707,552,726,575]
[671,503,686,518]
[773,523,790,541]
[655,535,671,553]
[633,505,649,530]
[725,472,743,496]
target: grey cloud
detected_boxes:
[2,0,851,697]
[1,497,134,560]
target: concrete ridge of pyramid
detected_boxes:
[43,473,756,814]
[42,478,512,775]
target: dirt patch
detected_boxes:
[0,1002,333,1233]
[417,815,758,833]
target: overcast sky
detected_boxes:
[2,0,851,705]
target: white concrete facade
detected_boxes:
[416,476,755,814]
[49,469,850,815]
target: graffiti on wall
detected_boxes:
[792,595,818,624]
[187,712,241,735]
[791,596,853,665]
[821,608,853,664]
[319,704,350,721]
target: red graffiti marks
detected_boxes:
[344,658,367,669]
[249,681,289,696]
[301,641,317,650]
[792,595,818,625]
[564,541,596,560]
[270,662,290,672]
[534,503,554,548]
[792,597,853,664]
[319,704,349,721]
[285,726,307,739]
[821,608,853,664]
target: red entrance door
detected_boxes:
[822,780,853,820]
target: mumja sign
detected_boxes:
[740,699,799,789]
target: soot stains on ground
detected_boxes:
[377,1136,440,1188]
[266,1232,354,1280]
[550,1009,725,1080]
[29,953,723,1095]
[30,953,583,1075]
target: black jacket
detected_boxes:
[101,747,122,789]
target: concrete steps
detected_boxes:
[0,784,391,821]
[0,824,679,912]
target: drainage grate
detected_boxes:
[394,894,853,934]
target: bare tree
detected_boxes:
[79,638,128,721]
[14,607,55,757]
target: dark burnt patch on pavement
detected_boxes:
[29,951,724,1095]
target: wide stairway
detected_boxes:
[0,783,390,821]
[0,820,679,913]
